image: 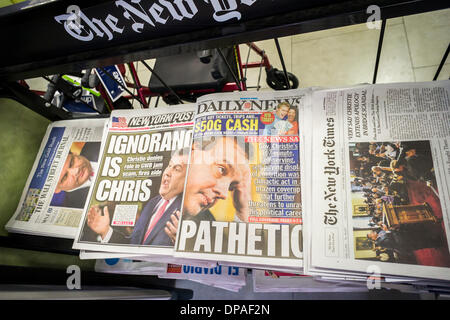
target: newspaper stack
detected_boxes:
[6,79,450,293]
[172,90,309,272]
[95,258,247,292]
[6,118,108,238]
[305,80,450,285]
[74,89,309,273]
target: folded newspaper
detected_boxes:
[307,80,450,282]
[95,257,167,275]
[158,263,247,292]
[252,269,369,292]
[72,104,196,259]
[173,90,309,271]
[80,249,217,267]
[6,118,107,238]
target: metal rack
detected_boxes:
[1,0,448,121]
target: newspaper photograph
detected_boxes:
[309,80,450,281]
[73,104,195,256]
[173,90,308,269]
[6,118,107,238]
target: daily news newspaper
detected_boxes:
[73,104,195,257]
[173,90,309,269]
[6,118,107,238]
[309,80,450,281]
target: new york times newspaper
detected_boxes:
[6,118,107,238]
[309,80,450,281]
[73,104,195,256]
[174,90,309,269]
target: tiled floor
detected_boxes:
[24,8,450,109]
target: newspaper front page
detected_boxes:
[173,90,309,269]
[309,80,450,281]
[73,104,195,256]
[6,118,107,238]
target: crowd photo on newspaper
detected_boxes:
[349,140,450,267]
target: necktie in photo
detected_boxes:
[142,199,169,244]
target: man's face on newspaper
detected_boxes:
[183,137,248,216]
[159,152,188,200]
[55,153,92,193]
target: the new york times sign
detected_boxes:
[53,0,308,43]
[1,0,332,78]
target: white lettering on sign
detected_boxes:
[55,0,260,42]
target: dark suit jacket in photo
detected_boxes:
[50,187,90,209]
[109,194,183,247]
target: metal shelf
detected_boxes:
[1,0,448,81]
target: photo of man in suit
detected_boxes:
[86,147,189,247]
[183,136,251,221]
[50,141,101,209]
[164,136,251,243]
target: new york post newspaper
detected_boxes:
[73,104,195,257]
[309,80,450,281]
[174,90,310,270]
